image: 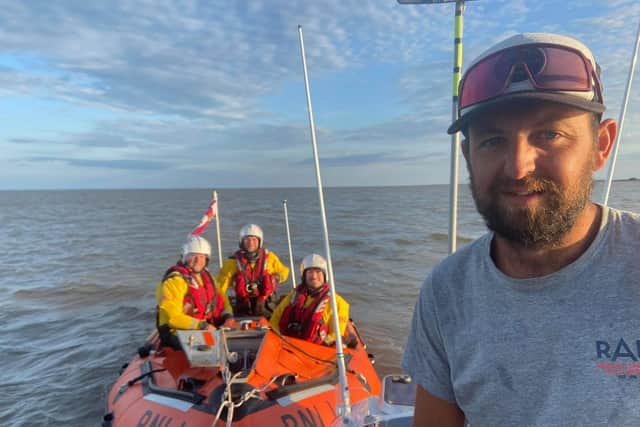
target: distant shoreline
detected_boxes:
[1,178,637,192]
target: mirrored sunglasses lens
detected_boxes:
[534,46,590,90]
[459,45,592,110]
[459,53,509,108]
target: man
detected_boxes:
[156,236,232,349]
[403,33,640,426]
[216,224,289,317]
[270,254,349,345]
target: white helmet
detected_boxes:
[239,224,264,248]
[300,253,328,282]
[182,236,211,262]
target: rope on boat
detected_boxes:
[211,365,280,427]
[208,328,368,426]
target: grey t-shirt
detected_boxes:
[402,206,640,426]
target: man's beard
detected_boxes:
[469,168,593,248]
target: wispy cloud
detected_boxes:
[27,156,169,170]
[295,150,433,167]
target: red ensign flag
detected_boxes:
[190,199,217,237]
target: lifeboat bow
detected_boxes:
[103,318,413,426]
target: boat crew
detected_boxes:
[270,254,349,345]
[403,32,640,426]
[155,236,231,349]
[216,224,289,317]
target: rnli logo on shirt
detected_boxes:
[596,338,640,379]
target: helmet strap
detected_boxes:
[244,249,259,262]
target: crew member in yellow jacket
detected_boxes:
[270,254,349,346]
[216,224,289,317]
[156,236,232,349]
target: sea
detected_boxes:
[1,182,638,426]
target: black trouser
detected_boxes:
[157,324,182,350]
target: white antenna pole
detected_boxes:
[283,200,297,289]
[297,25,351,420]
[602,18,640,206]
[213,191,223,269]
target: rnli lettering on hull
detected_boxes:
[135,402,329,426]
[280,405,326,427]
[137,410,186,427]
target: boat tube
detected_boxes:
[102,317,389,426]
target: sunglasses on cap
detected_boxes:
[458,43,604,112]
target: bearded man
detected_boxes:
[402,33,640,427]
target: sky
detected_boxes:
[0,0,639,190]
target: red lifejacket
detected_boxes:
[279,283,330,344]
[233,249,278,303]
[163,264,222,322]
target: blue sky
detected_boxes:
[0,0,638,190]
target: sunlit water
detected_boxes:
[1,182,638,425]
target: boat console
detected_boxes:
[175,318,269,377]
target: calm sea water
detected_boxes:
[1,182,638,426]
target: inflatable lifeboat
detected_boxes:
[102,317,412,426]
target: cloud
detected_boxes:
[8,128,157,149]
[8,138,41,144]
[0,1,462,121]
[0,0,638,189]
[295,151,431,167]
[27,156,168,170]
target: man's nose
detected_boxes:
[503,136,537,180]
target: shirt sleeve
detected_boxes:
[215,259,236,313]
[401,275,456,403]
[323,294,350,342]
[157,275,201,330]
[269,290,294,333]
[267,252,290,284]
[214,282,230,318]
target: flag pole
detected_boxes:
[283,200,297,289]
[213,191,223,269]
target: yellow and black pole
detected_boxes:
[448,1,465,254]
[398,0,476,254]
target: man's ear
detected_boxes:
[593,118,617,171]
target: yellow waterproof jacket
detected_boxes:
[216,250,289,312]
[270,287,349,344]
[155,271,229,333]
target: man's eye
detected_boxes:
[542,131,560,140]
[478,137,502,148]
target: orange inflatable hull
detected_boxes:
[103,318,381,426]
